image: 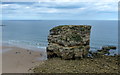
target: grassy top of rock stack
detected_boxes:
[47,25,92,59]
[49,25,91,46]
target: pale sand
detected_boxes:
[2,46,46,73]
[0,50,2,74]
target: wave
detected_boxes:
[2,40,47,52]
[2,39,119,55]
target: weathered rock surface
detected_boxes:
[89,45,117,58]
[47,25,92,59]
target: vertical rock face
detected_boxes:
[47,25,92,59]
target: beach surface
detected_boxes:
[33,56,119,73]
[1,46,119,73]
[0,54,1,74]
[2,46,45,73]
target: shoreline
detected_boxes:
[2,42,47,52]
[2,46,46,73]
[1,45,119,73]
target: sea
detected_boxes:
[2,20,119,55]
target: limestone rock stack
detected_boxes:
[47,25,92,59]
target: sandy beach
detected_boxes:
[0,54,1,74]
[2,46,46,73]
[1,46,119,73]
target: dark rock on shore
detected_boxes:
[102,45,117,50]
[89,45,117,58]
[47,25,92,59]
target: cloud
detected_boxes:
[2,0,119,2]
[92,3,118,12]
[1,2,118,20]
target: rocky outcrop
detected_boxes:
[47,25,92,59]
[89,46,117,58]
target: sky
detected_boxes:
[1,0,119,20]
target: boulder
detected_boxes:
[102,46,117,50]
[47,25,92,59]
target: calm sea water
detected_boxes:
[2,20,119,54]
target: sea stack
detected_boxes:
[47,25,92,59]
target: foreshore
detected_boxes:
[33,55,119,73]
[1,45,119,73]
[2,46,46,73]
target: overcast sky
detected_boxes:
[1,0,118,20]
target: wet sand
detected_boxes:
[2,46,45,73]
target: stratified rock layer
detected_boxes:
[47,25,92,59]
